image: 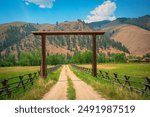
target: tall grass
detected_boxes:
[10,68,61,100]
[71,66,149,100]
[67,77,76,100]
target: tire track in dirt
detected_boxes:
[66,65,105,100]
[42,65,105,100]
[42,66,67,100]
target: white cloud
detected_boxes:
[25,2,29,5]
[24,0,55,8]
[84,0,117,23]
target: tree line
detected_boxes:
[0,50,128,67]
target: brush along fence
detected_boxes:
[0,65,61,99]
[71,64,150,96]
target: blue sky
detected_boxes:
[0,0,150,24]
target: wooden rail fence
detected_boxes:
[71,64,150,96]
[0,65,61,99]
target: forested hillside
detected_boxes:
[0,20,129,60]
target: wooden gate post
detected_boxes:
[41,35,46,78]
[92,34,97,77]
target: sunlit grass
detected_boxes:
[0,65,60,100]
[79,63,150,76]
[67,77,76,100]
[9,68,61,100]
[71,66,149,100]
[0,66,40,79]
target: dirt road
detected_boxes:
[42,65,105,100]
[42,66,67,100]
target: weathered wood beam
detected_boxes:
[92,34,97,77]
[41,35,46,78]
[32,31,105,36]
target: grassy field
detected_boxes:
[0,66,40,80]
[0,65,53,80]
[15,68,61,100]
[79,63,150,77]
[0,65,60,100]
[0,66,41,91]
[71,66,149,100]
[79,63,150,89]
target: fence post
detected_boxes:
[105,72,110,80]
[29,74,33,85]
[1,79,11,97]
[124,75,132,91]
[19,76,26,91]
[113,73,121,85]
[34,72,38,79]
[99,70,104,79]
[142,77,150,96]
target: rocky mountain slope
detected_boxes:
[0,15,150,59]
[0,20,129,59]
[88,15,150,56]
[112,24,150,56]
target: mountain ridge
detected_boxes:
[88,15,150,31]
[0,15,150,59]
[87,15,150,56]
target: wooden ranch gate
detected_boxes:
[32,31,105,78]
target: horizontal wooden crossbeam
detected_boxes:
[32,31,105,36]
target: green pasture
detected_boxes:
[0,66,40,80]
[0,65,61,100]
[79,63,150,77]
[79,63,150,89]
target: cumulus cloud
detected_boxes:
[84,0,117,23]
[24,0,55,8]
